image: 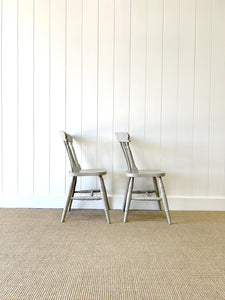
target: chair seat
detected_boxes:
[69,169,107,177]
[125,169,165,177]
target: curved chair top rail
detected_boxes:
[115,132,130,143]
[59,130,81,172]
[59,130,73,143]
[115,132,138,173]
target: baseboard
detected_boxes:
[111,195,225,211]
[0,195,225,211]
[168,196,225,211]
[0,196,66,209]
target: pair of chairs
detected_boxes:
[60,131,171,225]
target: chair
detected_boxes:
[59,131,110,224]
[115,132,171,224]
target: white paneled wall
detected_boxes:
[0,0,225,210]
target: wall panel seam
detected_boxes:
[49,0,51,196]
[176,0,181,185]
[97,0,99,169]
[17,0,19,195]
[80,0,83,168]
[160,0,165,170]
[0,0,2,194]
[65,0,67,194]
[144,0,148,165]
[128,0,132,132]
[207,0,213,197]
[32,0,35,195]
[191,0,197,198]
[111,0,115,196]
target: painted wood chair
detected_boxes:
[59,131,110,224]
[115,132,171,224]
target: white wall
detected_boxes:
[1,0,225,210]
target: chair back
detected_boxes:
[115,132,138,173]
[59,131,81,172]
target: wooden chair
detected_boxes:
[115,132,171,224]
[59,131,110,224]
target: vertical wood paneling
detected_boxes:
[192,0,212,196]
[98,0,114,195]
[208,0,225,197]
[1,0,18,195]
[81,0,98,189]
[176,0,195,196]
[113,0,131,197]
[18,0,33,195]
[161,0,180,194]
[33,0,50,195]
[49,0,66,195]
[0,0,225,209]
[145,0,163,170]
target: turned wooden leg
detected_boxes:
[68,176,77,211]
[153,177,161,210]
[98,175,111,224]
[61,177,76,223]
[123,178,131,212]
[157,177,171,225]
[124,177,134,223]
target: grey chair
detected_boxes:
[115,132,171,224]
[59,131,110,224]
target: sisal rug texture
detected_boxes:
[0,208,225,300]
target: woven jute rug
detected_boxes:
[0,208,225,299]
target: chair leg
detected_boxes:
[61,177,76,223]
[98,175,111,224]
[153,177,161,210]
[124,177,134,223]
[123,178,131,212]
[100,177,110,211]
[68,177,77,211]
[157,177,171,225]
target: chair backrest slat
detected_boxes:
[115,132,138,173]
[59,131,81,172]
